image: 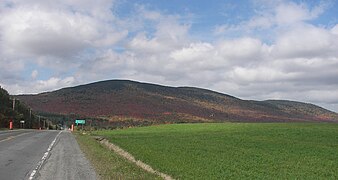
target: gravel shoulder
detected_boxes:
[38,131,97,180]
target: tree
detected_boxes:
[0,86,39,129]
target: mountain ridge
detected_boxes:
[16,79,338,124]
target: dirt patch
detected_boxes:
[95,137,174,180]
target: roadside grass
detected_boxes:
[93,123,338,179]
[75,132,160,180]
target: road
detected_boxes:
[0,129,97,180]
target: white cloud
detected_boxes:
[0,0,337,112]
[0,76,76,95]
[36,76,75,92]
[216,37,265,61]
[170,43,214,62]
[0,57,25,84]
[269,1,328,26]
[331,24,338,34]
[76,49,130,82]
[229,66,290,83]
[273,25,338,58]
[127,33,171,54]
[275,2,316,24]
[126,13,190,54]
[0,0,125,58]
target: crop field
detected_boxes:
[94,123,338,179]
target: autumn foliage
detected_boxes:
[16,80,338,125]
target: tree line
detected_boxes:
[0,86,42,129]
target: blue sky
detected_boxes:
[116,0,337,39]
[0,0,338,112]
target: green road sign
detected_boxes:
[75,119,85,125]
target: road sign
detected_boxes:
[75,119,85,125]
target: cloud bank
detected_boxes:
[0,0,337,112]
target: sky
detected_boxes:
[0,0,338,112]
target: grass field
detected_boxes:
[75,133,160,180]
[93,123,338,179]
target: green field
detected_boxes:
[93,123,338,179]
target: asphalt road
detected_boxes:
[0,129,97,180]
[0,130,59,179]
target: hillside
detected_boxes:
[16,80,338,125]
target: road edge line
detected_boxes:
[28,131,62,180]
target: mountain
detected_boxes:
[16,80,338,126]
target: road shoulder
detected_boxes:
[38,131,97,180]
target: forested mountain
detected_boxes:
[16,80,338,127]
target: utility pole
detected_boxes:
[30,109,32,129]
[38,116,41,130]
[11,98,15,130]
[12,98,15,111]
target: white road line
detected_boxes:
[28,131,62,180]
